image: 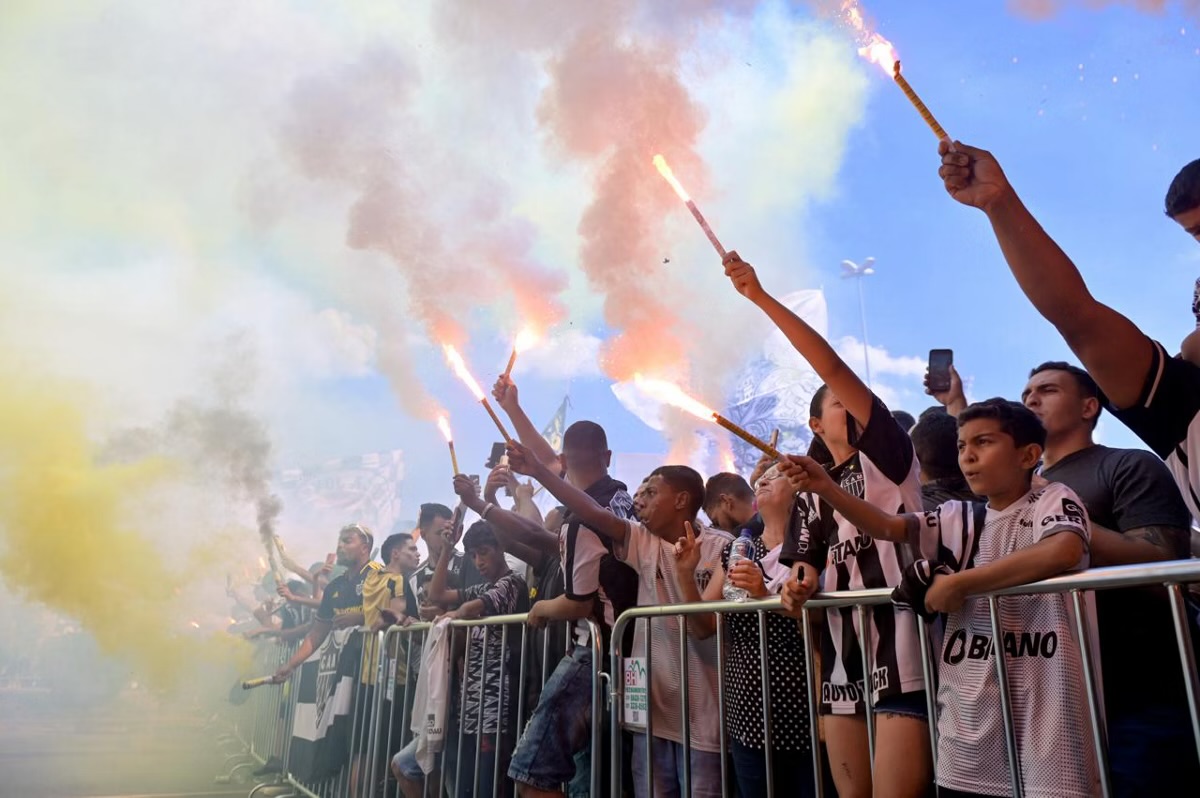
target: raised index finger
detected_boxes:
[684,519,696,544]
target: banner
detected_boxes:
[276,449,405,546]
[288,628,361,782]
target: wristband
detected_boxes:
[481,502,496,520]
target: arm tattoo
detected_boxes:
[1127,525,1189,560]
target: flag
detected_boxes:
[288,628,360,782]
[540,396,570,453]
[276,449,405,547]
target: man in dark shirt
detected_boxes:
[1021,361,1197,794]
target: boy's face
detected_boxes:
[957,418,1041,498]
[469,544,504,580]
[397,540,420,573]
[638,475,683,533]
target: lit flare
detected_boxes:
[840,1,948,141]
[437,415,461,476]
[503,326,539,378]
[634,375,782,459]
[443,344,513,443]
[651,154,727,259]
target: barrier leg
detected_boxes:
[757,610,775,798]
[1168,583,1200,764]
[801,609,825,798]
[987,597,1023,798]
[1070,591,1111,798]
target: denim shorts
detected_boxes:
[507,645,595,791]
[873,689,929,720]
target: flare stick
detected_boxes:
[448,440,460,476]
[714,415,783,460]
[892,61,949,141]
[481,398,513,444]
[242,676,274,690]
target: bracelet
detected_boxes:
[481,502,496,520]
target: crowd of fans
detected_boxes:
[229,146,1200,797]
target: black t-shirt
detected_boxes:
[411,550,483,610]
[920,477,979,511]
[317,561,380,623]
[1041,444,1192,710]
[1110,338,1200,520]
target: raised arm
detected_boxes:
[779,455,914,543]
[426,533,461,608]
[493,376,561,469]
[454,473,558,562]
[926,531,1084,613]
[725,253,874,426]
[938,141,1153,409]
[506,440,628,543]
[271,618,331,682]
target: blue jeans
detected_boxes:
[508,646,595,792]
[1109,703,1200,797]
[631,733,723,798]
[729,738,816,798]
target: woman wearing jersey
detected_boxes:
[725,253,933,798]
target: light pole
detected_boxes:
[840,257,876,387]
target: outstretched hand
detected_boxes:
[453,473,480,503]
[505,440,541,478]
[723,251,766,303]
[778,455,834,497]
[938,141,1011,212]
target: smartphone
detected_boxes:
[928,349,954,393]
[485,442,507,469]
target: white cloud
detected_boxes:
[834,336,928,379]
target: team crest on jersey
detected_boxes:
[840,470,865,499]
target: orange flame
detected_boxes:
[189,621,201,630]
[436,415,453,443]
[721,453,737,474]
[443,344,486,401]
[840,1,898,74]
[257,556,267,570]
[513,326,539,354]
[652,154,691,202]
[633,374,716,421]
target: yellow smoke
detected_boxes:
[0,364,245,687]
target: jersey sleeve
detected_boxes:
[918,500,985,573]
[1033,484,1091,570]
[779,494,830,569]
[470,574,527,617]
[851,392,917,485]
[1111,339,1200,459]
[1108,448,1192,532]
[618,519,649,566]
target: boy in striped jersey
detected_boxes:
[783,399,1100,798]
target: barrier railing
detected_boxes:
[240,614,604,798]
[607,559,1200,798]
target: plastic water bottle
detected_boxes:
[723,528,755,602]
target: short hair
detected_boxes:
[957,398,1047,450]
[339,522,374,550]
[418,503,453,528]
[1165,158,1200,218]
[703,472,754,511]
[918,405,948,423]
[910,411,962,481]
[462,521,499,553]
[649,465,705,517]
[1028,361,1106,429]
[891,409,916,432]
[380,532,414,564]
[809,384,830,419]
[562,420,608,452]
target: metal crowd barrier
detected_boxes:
[607,559,1200,798]
[241,615,605,798]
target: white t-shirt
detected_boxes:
[920,484,1100,798]
[620,519,731,754]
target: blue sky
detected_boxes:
[3,1,1199,544]
[378,2,1200,514]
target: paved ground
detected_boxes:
[0,687,261,798]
